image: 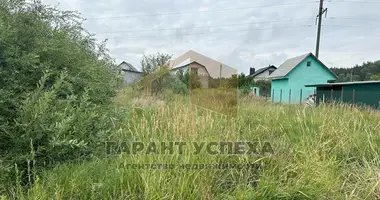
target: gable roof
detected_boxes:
[269,53,337,79]
[249,65,277,78]
[169,50,237,78]
[172,61,211,75]
[172,58,191,70]
[119,61,141,73]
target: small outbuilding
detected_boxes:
[249,86,261,97]
[119,61,143,84]
[305,81,380,108]
[269,53,337,104]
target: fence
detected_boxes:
[316,88,380,109]
[270,88,316,104]
[269,88,380,108]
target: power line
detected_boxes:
[98,18,313,34]
[99,25,313,39]
[322,25,378,28]
[328,17,380,21]
[97,24,380,40]
[328,0,380,3]
[107,31,380,47]
[86,1,317,19]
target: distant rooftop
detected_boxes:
[172,58,191,70]
[269,52,337,79]
[119,61,141,72]
[249,65,277,77]
[269,53,310,78]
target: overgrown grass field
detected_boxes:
[5,88,380,200]
[2,0,380,199]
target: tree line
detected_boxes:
[331,60,380,82]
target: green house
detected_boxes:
[306,81,380,109]
[269,53,337,103]
[249,86,260,96]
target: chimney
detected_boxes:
[250,67,255,75]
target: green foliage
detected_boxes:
[147,66,172,95]
[370,74,380,81]
[209,78,221,88]
[1,73,127,194]
[237,73,253,88]
[189,72,202,90]
[169,69,189,94]
[208,73,253,90]
[253,80,271,96]
[230,74,238,88]
[0,0,121,123]
[331,60,380,81]
[137,52,185,95]
[166,69,202,93]
[0,0,123,193]
[13,99,380,199]
[238,86,251,96]
[141,53,172,75]
[209,77,236,89]
[135,53,204,95]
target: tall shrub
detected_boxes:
[0,0,123,192]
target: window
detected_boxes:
[191,68,198,75]
[307,61,311,67]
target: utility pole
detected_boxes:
[315,0,328,58]
[219,64,222,87]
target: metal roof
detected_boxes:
[269,52,338,79]
[172,58,191,70]
[269,53,310,78]
[119,61,141,72]
[249,65,277,77]
[305,80,380,87]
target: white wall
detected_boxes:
[253,70,272,81]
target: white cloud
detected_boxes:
[43,0,380,74]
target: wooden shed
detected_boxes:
[305,81,380,108]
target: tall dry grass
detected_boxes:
[6,88,380,199]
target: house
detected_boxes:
[118,61,143,84]
[248,65,277,81]
[305,81,380,109]
[269,53,337,104]
[170,50,237,88]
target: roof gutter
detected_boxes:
[270,77,288,80]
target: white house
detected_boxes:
[248,65,277,81]
[169,50,237,88]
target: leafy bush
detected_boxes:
[238,86,251,96]
[253,80,271,97]
[0,0,123,193]
[1,73,127,193]
[0,0,121,126]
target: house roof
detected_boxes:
[306,80,380,87]
[269,53,337,79]
[172,61,211,75]
[172,58,191,70]
[249,65,277,78]
[119,61,141,73]
[169,50,237,78]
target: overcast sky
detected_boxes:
[42,0,380,74]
